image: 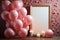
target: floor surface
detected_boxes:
[0,36,60,40]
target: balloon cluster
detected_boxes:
[1,0,32,38]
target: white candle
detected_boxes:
[37,32,40,37]
[41,31,45,37]
[30,30,34,36]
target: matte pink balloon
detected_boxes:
[45,29,54,38]
[2,0,11,10]
[18,28,28,38]
[9,9,18,21]
[4,28,15,38]
[1,11,11,22]
[14,19,23,32]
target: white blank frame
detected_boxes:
[30,5,50,34]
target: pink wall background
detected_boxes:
[22,0,60,36]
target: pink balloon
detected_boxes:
[18,28,28,38]
[7,0,23,11]
[21,15,32,27]
[45,29,54,38]
[17,7,27,20]
[1,11,11,22]
[25,15,32,26]
[4,28,15,38]
[6,3,15,11]
[2,0,11,10]
[14,19,23,32]
[20,7,27,16]
[12,0,23,9]
[9,9,18,21]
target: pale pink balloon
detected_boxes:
[18,28,28,38]
[25,15,33,26]
[12,0,23,9]
[14,19,23,31]
[2,0,11,10]
[45,29,54,38]
[4,28,15,38]
[9,9,18,21]
[1,11,10,21]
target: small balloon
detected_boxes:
[18,28,28,38]
[4,28,15,38]
[14,19,23,31]
[2,0,11,10]
[25,15,33,26]
[45,29,54,38]
[17,7,27,20]
[20,7,27,16]
[7,3,15,11]
[7,0,23,11]
[12,0,23,9]
[9,9,18,21]
[1,11,10,22]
